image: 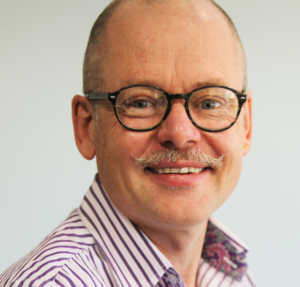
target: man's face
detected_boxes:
[90,2,251,232]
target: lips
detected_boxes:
[144,163,212,188]
[136,153,220,188]
[147,166,210,174]
[144,160,212,176]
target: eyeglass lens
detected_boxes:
[115,86,239,131]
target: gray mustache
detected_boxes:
[134,150,223,168]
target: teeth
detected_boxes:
[156,167,204,174]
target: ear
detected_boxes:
[241,91,253,156]
[72,95,96,160]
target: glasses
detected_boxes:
[85,84,247,132]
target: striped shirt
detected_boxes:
[0,177,255,287]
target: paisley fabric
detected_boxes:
[202,221,248,281]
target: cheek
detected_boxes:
[95,121,156,174]
[217,121,246,155]
[220,133,245,193]
[94,114,120,171]
[118,131,157,160]
[221,130,244,174]
[206,127,245,190]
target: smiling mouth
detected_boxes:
[145,166,211,174]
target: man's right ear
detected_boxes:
[72,95,96,160]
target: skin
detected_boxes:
[72,1,252,286]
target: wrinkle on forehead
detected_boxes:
[84,0,246,93]
[98,0,245,92]
[105,0,241,58]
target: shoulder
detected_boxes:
[0,209,107,287]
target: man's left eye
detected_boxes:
[201,99,221,109]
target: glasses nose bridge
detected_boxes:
[165,92,189,110]
[166,92,189,103]
[163,92,191,121]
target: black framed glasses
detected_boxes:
[85,84,247,132]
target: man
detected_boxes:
[0,0,254,286]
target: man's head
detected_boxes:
[72,0,252,232]
[83,0,247,94]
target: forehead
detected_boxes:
[98,0,243,92]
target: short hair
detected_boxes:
[83,0,246,93]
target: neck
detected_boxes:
[139,220,208,287]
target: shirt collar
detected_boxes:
[79,176,172,287]
[80,176,248,286]
[202,217,248,281]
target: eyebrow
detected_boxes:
[190,80,229,90]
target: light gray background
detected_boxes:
[1,0,299,286]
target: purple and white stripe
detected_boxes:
[0,177,255,286]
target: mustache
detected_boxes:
[134,150,224,169]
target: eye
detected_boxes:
[116,87,167,118]
[117,95,159,118]
[125,98,154,109]
[201,99,221,109]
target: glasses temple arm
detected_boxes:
[85,92,111,100]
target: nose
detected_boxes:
[156,100,202,150]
